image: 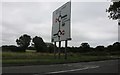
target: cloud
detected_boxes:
[2,2,64,45]
[69,2,118,47]
[2,2,118,47]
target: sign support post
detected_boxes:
[58,41,61,59]
[65,40,67,59]
[54,42,56,59]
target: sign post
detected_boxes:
[65,40,67,59]
[54,42,56,59]
[52,1,71,59]
[58,41,61,59]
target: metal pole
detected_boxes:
[65,40,67,59]
[58,13,61,59]
[58,41,61,59]
[54,42,56,59]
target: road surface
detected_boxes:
[2,59,120,75]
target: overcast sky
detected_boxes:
[1,1,118,47]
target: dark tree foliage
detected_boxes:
[112,42,120,51]
[80,43,90,48]
[107,1,120,20]
[16,34,31,52]
[95,46,105,52]
[2,45,17,52]
[66,42,120,54]
[27,46,35,50]
[107,42,120,51]
[32,36,47,52]
[80,43,91,52]
[46,43,56,53]
[107,45,113,51]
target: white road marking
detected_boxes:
[47,66,99,74]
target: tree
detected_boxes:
[95,45,105,52]
[46,43,56,53]
[106,1,120,25]
[32,36,47,52]
[107,45,113,52]
[16,34,31,52]
[112,42,120,51]
[2,45,17,52]
[80,43,90,52]
[80,43,90,48]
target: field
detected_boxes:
[2,50,120,66]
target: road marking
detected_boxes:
[47,66,99,74]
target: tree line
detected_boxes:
[1,34,120,55]
[2,34,47,52]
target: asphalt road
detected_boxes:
[2,59,120,75]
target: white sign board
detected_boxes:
[51,1,71,42]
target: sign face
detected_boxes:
[51,1,71,42]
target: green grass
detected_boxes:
[2,51,120,66]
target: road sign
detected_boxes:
[51,1,71,42]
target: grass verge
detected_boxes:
[2,52,120,66]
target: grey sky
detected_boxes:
[1,1,118,47]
